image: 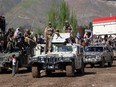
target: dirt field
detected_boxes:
[0,61,116,87]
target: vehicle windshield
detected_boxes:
[56,45,73,52]
[85,47,103,52]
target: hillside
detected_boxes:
[66,0,116,25]
[5,0,61,32]
[2,0,116,31]
[0,0,21,15]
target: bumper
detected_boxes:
[30,58,72,70]
[0,62,11,68]
[83,58,102,64]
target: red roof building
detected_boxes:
[93,16,116,24]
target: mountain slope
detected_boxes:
[5,0,61,31]
[0,0,21,15]
[3,0,116,30]
[66,0,116,25]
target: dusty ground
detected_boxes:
[0,61,116,87]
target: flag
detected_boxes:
[76,32,81,38]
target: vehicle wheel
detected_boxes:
[2,68,7,73]
[46,70,52,76]
[84,64,86,68]
[90,64,95,68]
[66,65,75,77]
[77,62,85,75]
[16,61,19,73]
[108,58,113,67]
[0,67,2,73]
[32,66,40,78]
[27,67,32,72]
[100,58,105,68]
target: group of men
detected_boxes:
[0,27,37,56]
[44,21,73,53]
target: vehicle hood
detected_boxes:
[84,52,103,56]
[34,52,74,58]
[0,52,19,61]
[48,52,74,57]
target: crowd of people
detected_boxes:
[0,27,41,54]
[0,17,116,54]
[43,20,116,53]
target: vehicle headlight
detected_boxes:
[32,57,37,61]
[96,56,101,60]
[85,56,89,58]
[96,55,101,58]
[40,57,44,61]
[64,57,72,61]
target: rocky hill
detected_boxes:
[4,0,61,32]
[1,0,116,31]
[0,0,21,15]
[66,0,116,25]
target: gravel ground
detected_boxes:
[0,61,116,87]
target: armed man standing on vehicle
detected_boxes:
[44,22,54,53]
[63,20,73,33]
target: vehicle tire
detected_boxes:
[90,64,95,68]
[27,67,32,72]
[2,68,7,73]
[84,64,86,68]
[0,67,2,73]
[46,70,52,76]
[100,58,105,68]
[108,57,113,67]
[77,62,85,75]
[16,61,19,73]
[32,66,40,78]
[66,65,75,77]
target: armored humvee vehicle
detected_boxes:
[83,43,113,67]
[0,48,32,73]
[0,37,37,73]
[30,33,85,78]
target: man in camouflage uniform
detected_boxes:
[44,22,54,53]
[63,20,73,33]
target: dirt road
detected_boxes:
[0,61,116,87]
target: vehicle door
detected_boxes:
[107,47,113,61]
[105,47,111,62]
[75,46,83,69]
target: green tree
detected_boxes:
[37,26,43,34]
[57,0,70,31]
[47,0,78,34]
[47,0,57,28]
[89,22,93,30]
[70,12,77,35]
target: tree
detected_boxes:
[47,0,78,35]
[70,12,77,35]
[47,0,57,28]
[57,0,70,31]
[89,22,93,30]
